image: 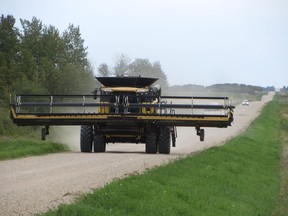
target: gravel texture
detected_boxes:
[0,92,274,216]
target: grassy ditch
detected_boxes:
[0,138,69,160]
[0,105,70,160]
[276,93,288,215]
[43,99,282,215]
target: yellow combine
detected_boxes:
[10,76,234,154]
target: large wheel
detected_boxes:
[80,125,93,152]
[158,127,171,154]
[94,134,106,152]
[145,131,157,154]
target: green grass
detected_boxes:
[0,138,69,160]
[275,93,288,215]
[0,106,42,138]
[43,99,282,216]
[0,106,70,160]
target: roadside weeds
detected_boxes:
[42,97,283,216]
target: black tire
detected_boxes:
[145,131,157,154]
[80,125,93,152]
[158,127,171,154]
[200,129,205,142]
[41,128,46,141]
[94,134,106,152]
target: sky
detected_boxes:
[1,0,288,88]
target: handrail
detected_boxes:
[12,94,234,116]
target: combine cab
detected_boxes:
[10,76,234,154]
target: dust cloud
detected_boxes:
[50,126,80,151]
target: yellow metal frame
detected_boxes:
[102,87,148,92]
[99,102,110,114]
[11,107,231,123]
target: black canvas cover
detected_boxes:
[96,76,158,87]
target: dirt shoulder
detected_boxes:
[0,92,274,216]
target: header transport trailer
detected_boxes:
[10,76,235,154]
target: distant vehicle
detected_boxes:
[242,100,249,106]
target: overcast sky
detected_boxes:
[2,0,288,87]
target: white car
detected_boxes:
[242,100,249,106]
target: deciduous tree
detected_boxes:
[113,53,131,76]
[97,63,110,77]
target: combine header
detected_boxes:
[10,76,234,154]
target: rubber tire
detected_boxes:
[158,127,171,154]
[94,134,106,152]
[41,128,46,141]
[200,129,205,142]
[145,131,157,154]
[80,125,93,152]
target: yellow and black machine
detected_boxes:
[10,76,234,154]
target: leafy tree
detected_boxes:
[40,25,66,93]
[17,19,94,94]
[0,14,95,100]
[105,55,169,90]
[40,56,60,94]
[59,62,95,94]
[113,53,131,76]
[128,58,151,77]
[0,15,19,66]
[151,61,169,90]
[0,15,20,102]
[42,25,66,68]
[128,58,169,90]
[61,24,94,93]
[19,18,60,93]
[0,14,97,136]
[19,17,43,80]
[97,63,110,77]
[63,24,88,68]
[83,62,96,92]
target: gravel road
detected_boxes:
[0,92,274,216]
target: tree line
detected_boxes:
[0,14,95,106]
[1,14,273,108]
[97,53,169,90]
[169,83,268,94]
[0,15,170,107]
